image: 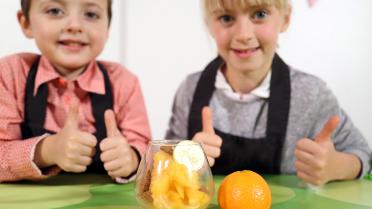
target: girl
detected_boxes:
[166,0,371,186]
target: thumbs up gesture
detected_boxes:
[192,106,223,167]
[294,116,340,185]
[100,109,138,178]
[49,100,97,172]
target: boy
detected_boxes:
[166,0,371,185]
[0,0,151,183]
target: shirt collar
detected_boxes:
[215,68,271,100]
[77,61,105,95]
[34,56,105,95]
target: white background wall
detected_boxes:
[1,1,371,145]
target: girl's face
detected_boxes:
[206,0,291,75]
[18,0,109,77]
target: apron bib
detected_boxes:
[188,54,291,174]
[21,56,113,173]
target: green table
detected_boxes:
[0,174,371,209]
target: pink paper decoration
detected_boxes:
[308,0,317,7]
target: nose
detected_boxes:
[65,14,83,34]
[234,18,254,43]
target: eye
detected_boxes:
[46,7,64,17]
[253,10,268,20]
[218,15,235,26]
[85,11,100,20]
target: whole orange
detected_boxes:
[218,170,271,209]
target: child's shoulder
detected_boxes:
[97,59,138,81]
[184,71,203,86]
[0,52,39,77]
[290,67,329,93]
[289,67,337,106]
[177,71,203,94]
[0,52,39,66]
[96,59,141,92]
[172,71,206,103]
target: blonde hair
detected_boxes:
[203,0,289,17]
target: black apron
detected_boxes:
[20,56,113,173]
[188,54,291,175]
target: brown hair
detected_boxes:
[20,0,113,25]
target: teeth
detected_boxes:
[236,48,258,52]
[66,43,82,46]
[59,41,84,46]
[236,50,248,53]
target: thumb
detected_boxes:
[202,106,215,134]
[64,98,79,128]
[104,109,120,137]
[315,116,340,143]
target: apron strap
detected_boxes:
[267,54,291,138]
[187,56,223,139]
[21,56,48,138]
[87,62,113,173]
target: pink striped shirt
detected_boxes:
[0,53,151,182]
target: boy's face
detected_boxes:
[207,1,291,75]
[18,0,109,75]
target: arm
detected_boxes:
[0,55,96,182]
[117,76,151,156]
[1,92,96,183]
[332,109,370,179]
[0,64,59,182]
[165,76,198,139]
[103,67,151,183]
[317,87,370,180]
[294,82,371,185]
[295,116,363,185]
[329,151,362,180]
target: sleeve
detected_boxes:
[114,145,141,184]
[0,58,60,182]
[309,84,371,179]
[116,75,151,158]
[165,75,198,140]
[111,69,151,184]
[333,110,371,179]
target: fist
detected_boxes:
[192,106,222,167]
[100,110,139,178]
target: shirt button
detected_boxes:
[58,78,67,87]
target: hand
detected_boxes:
[48,100,97,172]
[100,109,139,178]
[192,106,222,167]
[294,116,340,185]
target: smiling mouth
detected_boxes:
[58,40,88,52]
[58,40,88,47]
[233,47,259,53]
[232,47,259,57]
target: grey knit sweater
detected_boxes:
[165,67,371,177]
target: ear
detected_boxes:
[280,5,292,33]
[17,10,34,39]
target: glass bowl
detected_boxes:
[135,140,214,209]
